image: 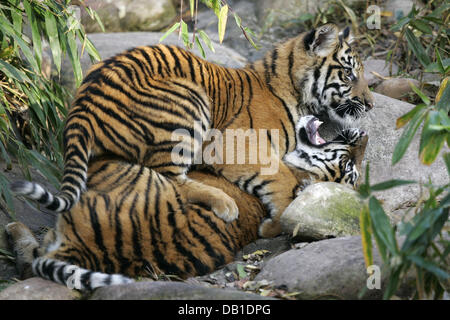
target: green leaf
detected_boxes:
[195,35,205,58]
[436,79,450,112]
[392,106,428,165]
[76,30,101,62]
[371,179,416,191]
[360,205,373,268]
[0,173,15,217]
[236,264,248,279]
[434,48,446,75]
[233,13,242,28]
[218,4,228,44]
[0,60,30,83]
[396,103,427,129]
[180,20,191,48]
[242,27,260,50]
[404,28,431,68]
[424,59,450,73]
[369,196,399,260]
[0,15,39,72]
[23,0,42,70]
[409,82,430,105]
[444,152,450,177]
[65,31,83,87]
[408,255,450,279]
[410,19,433,34]
[159,22,180,43]
[419,111,447,165]
[190,0,195,17]
[45,11,62,74]
[198,30,215,53]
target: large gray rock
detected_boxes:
[0,277,80,300]
[80,0,177,33]
[0,161,56,234]
[363,58,399,87]
[280,183,362,240]
[255,235,414,299]
[90,280,274,300]
[256,0,366,25]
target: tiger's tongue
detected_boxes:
[309,120,326,145]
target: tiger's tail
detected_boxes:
[10,116,92,212]
[32,257,134,291]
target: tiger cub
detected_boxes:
[11,24,373,227]
[6,117,368,290]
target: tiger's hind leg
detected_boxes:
[176,177,239,222]
[5,222,40,279]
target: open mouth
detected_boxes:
[306,117,326,146]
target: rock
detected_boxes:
[0,277,80,300]
[280,183,362,240]
[256,0,366,25]
[60,32,248,93]
[254,235,414,299]
[235,235,291,260]
[374,78,420,100]
[363,58,399,86]
[320,92,448,218]
[384,0,422,21]
[80,0,177,33]
[89,280,274,300]
[0,161,56,235]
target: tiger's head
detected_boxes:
[296,24,374,127]
[284,115,368,189]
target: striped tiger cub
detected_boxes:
[10,23,373,234]
[6,117,368,290]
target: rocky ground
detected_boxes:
[0,0,448,300]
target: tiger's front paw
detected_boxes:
[258,218,282,238]
[210,191,239,223]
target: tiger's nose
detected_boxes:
[364,100,374,112]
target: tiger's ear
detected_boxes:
[303,24,339,57]
[339,26,354,44]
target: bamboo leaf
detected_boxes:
[198,30,215,53]
[218,4,228,44]
[409,81,430,105]
[392,106,428,165]
[23,0,42,70]
[371,179,416,191]
[408,255,450,279]
[419,111,447,165]
[159,22,180,43]
[369,196,399,259]
[195,35,205,58]
[45,11,62,74]
[190,0,195,17]
[65,31,82,87]
[396,103,427,129]
[436,78,449,112]
[404,28,431,67]
[360,205,373,268]
[0,60,31,83]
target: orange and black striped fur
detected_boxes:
[11,24,373,235]
[6,119,368,290]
